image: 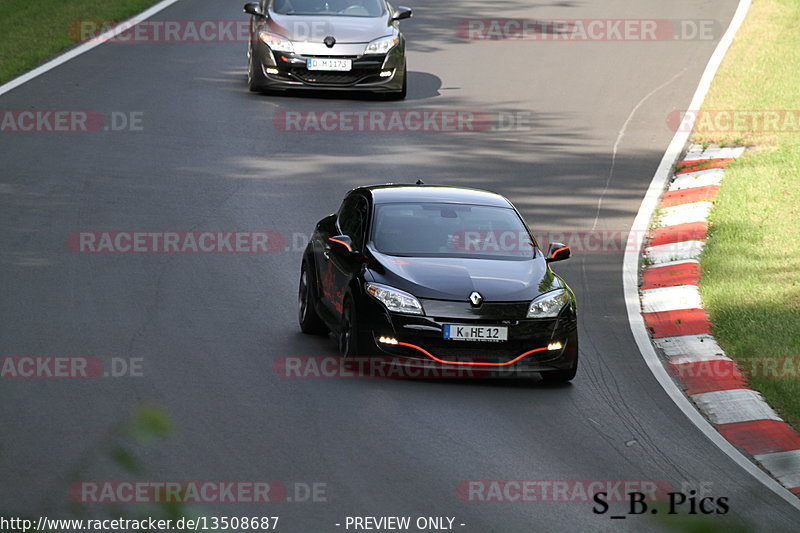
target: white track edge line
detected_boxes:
[621,0,800,510]
[0,0,183,97]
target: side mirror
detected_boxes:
[546,242,571,262]
[392,6,413,20]
[328,235,356,254]
[243,2,264,16]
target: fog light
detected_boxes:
[547,341,563,351]
[379,70,393,77]
[379,336,399,345]
[266,67,279,75]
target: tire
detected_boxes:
[248,48,268,93]
[379,65,407,101]
[396,66,407,100]
[338,297,378,357]
[298,260,328,335]
[540,365,577,384]
[338,299,358,356]
[540,352,578,384]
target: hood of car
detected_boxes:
[266,13,394,44]
[368,251,562,303]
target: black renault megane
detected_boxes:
[298,185,579,382]
[243,0,411,98]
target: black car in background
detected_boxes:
[298,185,579,382]
[243,0,411,98]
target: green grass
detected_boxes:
[0,0,161,84]
[697,0,800,427]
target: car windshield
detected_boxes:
[371,202,536,259]
[272,0,385,17]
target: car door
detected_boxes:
[320,194,368,318]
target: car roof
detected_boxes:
[352,184,514,208]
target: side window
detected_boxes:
[337,195,368,251]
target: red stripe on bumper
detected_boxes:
[397,342,548,367]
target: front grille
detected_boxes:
[420,299,531,321]
[420,343,531,362]
[290,69,363,85]
[275,53,385,86]
[302,55,359,59]
[389,338,567,367]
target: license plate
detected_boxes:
[307,58,352,71]
[443,325,508,342]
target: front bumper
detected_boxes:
[362,297,579,376]
[252,43,405,92]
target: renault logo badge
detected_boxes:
[469,291,483,307]
[324,36,336,48]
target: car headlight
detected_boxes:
[366,282,424,315]
[527,289,568,318]
[364,35,399,55]
[259,31,294,53]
